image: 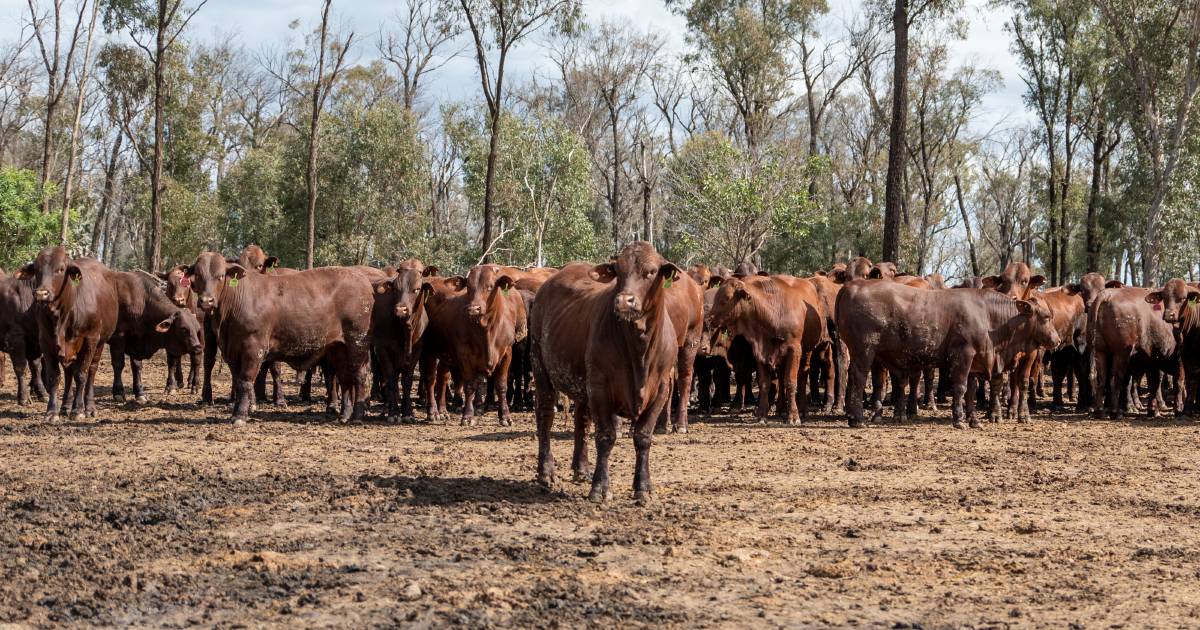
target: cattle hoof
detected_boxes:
[634,490,651,506]
[232,417,247,426]
[113,393,126,402]
[401,415,416,424]
[952,421,964,429]
[385,415,400,424]
[673,425,688,435]
[969,420,981,429]
[70,411,85,422]
[571,470,591,483]
[587,487,612,503]
[848,418,864,429]
[136,395,149,405]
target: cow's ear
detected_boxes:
[445,276,467,291]
[225,256,239,264]
[65,265,83,286]
[868,268,883,279]
[226,264,247,281]
[1145,291,1163,305]
[756,270,769,277]
[658,262,682,283]
[264,256,280,269]
[706,276,724,290]
[373,279,392,295]
[813,269,827,277]
[154,312,178,333]
[1105,280,1124,288]
[154,270,170,280]
[831,269,848,284]
[1063,283,1081,295]
[1029,274,1046,288]
[589,263,616,283]
[895,271,910,277]
[14,263,34,280]
[981,275,1001,289]
[1014,299,1034,315]
[1188,287,1200,303]
[422,265,438,277]
[496,275,516,291]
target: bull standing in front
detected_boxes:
[531,242,685,505]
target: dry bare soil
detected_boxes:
[1,357,1198,628]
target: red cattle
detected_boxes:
[1089,286,1177,418]
[370,259,437,422]
[981,262,1045,299]
[107,271,204,403]
[531,242,683,504]
[706,274,828,424]
[837,281,1060,428]
[0,274,46,405]
[1144,278,1200,414]
[193,263,374,424]
[421,264,527,426]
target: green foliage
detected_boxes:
[0,169,62,270]
[664,132,816,268]
[451,108,600,266]
[218,145,291,260]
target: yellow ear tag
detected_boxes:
[69,276,79,287]
[721,329,729,340]
[502,287,509,297]
[663,277,673,289]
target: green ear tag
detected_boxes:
[69,276,79,287]
[502,287,510,297]
[721,329,729,340]
[663,277,673,289]
[229,277,238,288]
[1191,296,1198,304]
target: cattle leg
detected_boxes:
[10,352,29,406]
[782,348,802,425]
[986,374,1004,422]
[673,344,696,433]
[834,339,849,412]
[754,361,773,422]
[845,348,874,428]
[460,374,479,426]
[41,353,61,423]
[964,376,980,428]
[165,353,178,394]
[921,367,936,411]
[110,344,126,402]
[947,354,974,429]
[890,372,907,424]
[377,352,399,423]
[494,351,514,427]
[632,380,672,505]
[906,372,919,418]
[172,353,184,393]
[571,403,592,482]
[697,360,713,413]
[533,362,559,487]
[130,358,148,403]
[1091,351,1109,419]
[201,325,218,405]
[399,362,417,422]
[270,362,286,407]
[1146,366,1164,418]
[67,359,88,422]
[819,344,835,414]
[230,357,259,425]
[1109,352,1132,419]
[588,407,617,504]
[85,349,102,417]
[30,356,46,402]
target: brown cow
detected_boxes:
[156,264,207,394]
[806,272,845,412]
[370,259,437,422]
[421,264,527,426]
[0,274,47,405]
[531,241,683,504]
[838,281,1060,428]
[107,271,204,403]
[196,264,374,424]
[981,262,1045,299]
[1090,286,1177,418]
[235,244,283,274]
[1144,278,1200,415]
[706,274,827,424]
[1034,287,1089,412]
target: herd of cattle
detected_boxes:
[0,241,1193,502]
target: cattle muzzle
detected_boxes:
[34,288,51,302]
[614,293,643,321]
[198,295,216,311]
[394,303,412,320]
[173,296,188,307]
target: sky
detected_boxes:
[3,0,1032,133]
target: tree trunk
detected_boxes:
[881,0,908,264]
[953,172,979,277]
[148,0,168,271]
[305,0,334,270]
[60,0,100,244]
[91,132,123,255]
[1085,114,1105,273]
[609,100,621,249]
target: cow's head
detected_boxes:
[982,262,1044,299]
[450,265,516,326]
[1015,295,1061,348]
[1145,278,1200,324]
[868,261,900,280]
[590,241,681,322]
[688,263,712,288]
[185,252,233,313]
[373,265,436,323]
[1063,272,1110,310]
[156,265,192,307]
[156,308,204,355]
[237,244,278,273]
[848,256,873,280]
[16,246,71,303]
[732,261,759,278]
[706,277,752,333]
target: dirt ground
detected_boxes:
[0,356,1198,628]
